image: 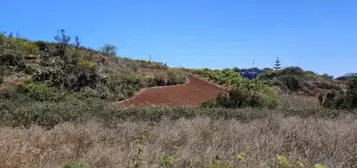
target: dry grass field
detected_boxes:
[1,113,357,168]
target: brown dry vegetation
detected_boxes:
[0,73,26,90]
[1,115,357,168]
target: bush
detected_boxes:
[204,88,277,109]
[277,75,301,92]
[202,80,278,109]
[79,86,109,99]
[32,55,67,86]
[153,71,168,86]
[319,77,357,110]
[0,94,105,128]
[167,68,187,85]
[0,47,26,71]
[23,41,39,54]
[35,41,54,52]
[78,59,97,71]
[100,44,117,57]
[106,72,145,100]
[191,68,243,85]
[149,69,187,86]
[318,90,348,109]
[17,79,69,101]
[345,77,357,108]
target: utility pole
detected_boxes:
[149,54,151,62]
[252,59,255,67]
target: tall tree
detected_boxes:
[16,31,20,38]
[74,36,81,53]
[8,32,13,39]
[54,29,71,57]
[100,44,117,57]
[273,57,281,70]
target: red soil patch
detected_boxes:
[119,74,227,107]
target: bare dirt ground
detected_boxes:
[119,71,227,107]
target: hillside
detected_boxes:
[119,73,226,107]
[2,30,357,110]
[0,30,186,101]
[2,30,357,168]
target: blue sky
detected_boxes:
[2,0,357,77]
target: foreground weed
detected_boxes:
[131,145,144,168]
[314,163,326,168]
[159,155,176,168]
[268,155,327,168]
[63,162,89,168]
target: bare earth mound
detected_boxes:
[119,74,226,107]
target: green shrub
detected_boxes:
[319,90,348,109]
[276,75,301,92]
[346,77,357,108]
[25,63,40,74]
[268,155,306,168]
[280,66,304,75]
[153,71,168,86]
[205,88,277,109]
[0,32,6,45]
[32,53,102,91]
[0,94,105,128]
[17,80,69,101]
[145,76,157,87]
[79,86,109,99]
[35,41,53,52]
[78,59,97,71]
[32,56,67,86]
[23,41,39,54]
[202,80,278,109]
[190,68,243,85]
[0,47,26,71]
[319,77,357,110]
[167,68,187,85]
[106,72,145,100]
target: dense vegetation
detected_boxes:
[187,68,244,85]
[258,66,339,95]
[0,30,189,102]
[201,79,279,109]
[185,66,357,111]
[2,30,356,116]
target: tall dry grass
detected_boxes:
[1,115,357,168]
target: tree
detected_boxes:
[8,32,14,39]
[233,67,240,72]
[16,31,20,38]
[73,36,81,53]
[273,57,281,70]
[54,29,71,57]
[100,44,117,57]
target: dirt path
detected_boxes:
[118,74,227,107]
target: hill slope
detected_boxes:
[119,74,226,107]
